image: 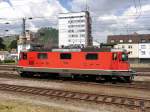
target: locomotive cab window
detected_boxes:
[60,53,71,59]
[122,53,128,61]
[112,53,118,60]
[37,53,48,59]
[86,53,98,60]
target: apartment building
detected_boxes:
[58,11,92,47]
[107,33,150,63]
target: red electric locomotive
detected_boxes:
[17,48,135,82]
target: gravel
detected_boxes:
[0,77,149,99]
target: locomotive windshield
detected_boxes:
[122,53,128,61]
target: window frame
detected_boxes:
[60,53,72,60]
[86,53,98,60]
[37,53,48,60]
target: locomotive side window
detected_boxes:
[86,53,98,60]
[112,53,117,60]
[60,53,71,59]
[22,53,27,60]
[37,53,48,59]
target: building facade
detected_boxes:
[58,11,92,47]
[107,34,150,63]
[0,51,9,61]
[114,44,139,59]
[17,31,36,58]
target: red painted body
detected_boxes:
[18,51,129,71]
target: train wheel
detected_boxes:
[124,76,133,83]
[20,72,33,78]
[105,76,112,82]
[20,72,27,77]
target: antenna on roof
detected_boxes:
[85,0,89,11]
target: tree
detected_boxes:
[0,38,6,50]
[36,27,58,48]
[8,39,17,49]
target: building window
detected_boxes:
[141,39,146,43]
[69,34,78,38]
[78,29,85,32]
[86,53,98,60]
[80,34,85,37]
[111,40,115,43]
[60,53,71,59]
[120,40,123,43]
[68,30,74,33]
[122,45,125,48]
[128,40,132,43]
[129,51,132,55]
[128,45,132,49]
[141,45,146,49]
[37,53,48,59]
[141,51,146,55]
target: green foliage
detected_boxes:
[8,40,17,49]
[3,60,16,64]
[3,35,19,50]
[0,60,16,64]
[37,27,58,47]
[0,38,6,50]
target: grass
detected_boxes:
[0,99,78,112]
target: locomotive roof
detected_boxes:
[29,48,126,52]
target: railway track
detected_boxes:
[0,65,16,71]
[0,65,150,92]
[132,68,150,72]
[0,71,150,91]
[0,83,149,111]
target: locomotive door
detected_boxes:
[28,53,35,66]
[112,53,119,70]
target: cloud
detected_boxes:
[0,0,68,35]
[0,0,150,43]
[69,0,150,42]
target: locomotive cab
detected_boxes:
[110,49,136,82]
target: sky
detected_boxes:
[0,0,150,42]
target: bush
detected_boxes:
[3,60,15,64]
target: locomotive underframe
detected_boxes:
[17,66,135,77]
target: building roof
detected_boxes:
[107,34,150,44]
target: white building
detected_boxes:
[0,51,9,61]
[139,43,150,58]
[114,44,139,58]
[107,34,150,63]
[17,31,35,58]
[58,11,92,47]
